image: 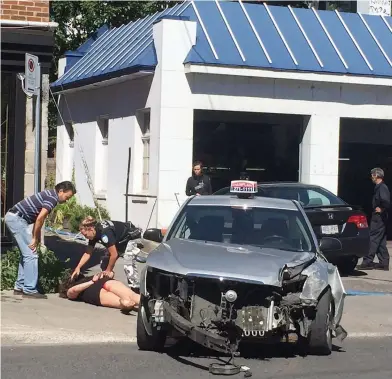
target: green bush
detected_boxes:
[46,196,110,233]
[45,168,110,233]
[0,246,70,293]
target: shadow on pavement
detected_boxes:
[44,235,106,274]
[164,340,345,375]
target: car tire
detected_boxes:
[338,256,358,275]
[307,288,333,356]
[136,295,167,352]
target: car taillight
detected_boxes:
[347,215,368,229]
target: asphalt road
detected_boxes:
[3,338,392,379]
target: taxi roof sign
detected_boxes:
[230,180,258,195]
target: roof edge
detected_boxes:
[51,65,155,94]
[184,63,392,86]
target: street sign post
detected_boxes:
[24,53,41,193]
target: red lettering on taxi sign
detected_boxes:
[230,180,258,194]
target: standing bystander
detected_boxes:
[4,181,76,298]
[185,161,212,196]
[358,168,390,271]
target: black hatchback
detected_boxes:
[214,182,369,274]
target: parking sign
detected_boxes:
[25,53,40,95]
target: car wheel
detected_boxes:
[136,294,167,351]
[307,288,333,356]
[338,256,358,275]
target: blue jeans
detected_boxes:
[5,212,38,294]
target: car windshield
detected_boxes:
[214,186,345,207]
[166,205,315,253]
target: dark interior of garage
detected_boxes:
[339,119,392,238]
[193,110,303,192]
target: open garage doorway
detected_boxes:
[193,110,304,192]
[339,118,392,239]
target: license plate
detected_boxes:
[321,225,339,235]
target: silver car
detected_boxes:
[137,184,347,357]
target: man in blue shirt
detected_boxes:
[5,181,76,298]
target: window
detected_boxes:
[65,121,74,148]
[140,111,150,191]
[95,116,109,195]
[167,205,314,253]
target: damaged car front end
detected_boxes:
[136,182,347,357]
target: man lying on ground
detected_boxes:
[59,271,140,313]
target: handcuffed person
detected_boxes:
[59,271,140,312]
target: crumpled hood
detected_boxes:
[146,239,316,287]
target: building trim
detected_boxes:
[0,20,58,29]
[184,63,392,86]
[52,69,154,94]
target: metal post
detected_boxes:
[34,63,41,193]
[125,147,131,222]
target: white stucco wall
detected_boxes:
[56,75,153,224]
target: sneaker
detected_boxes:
[13,289,23,295]
[22,292,48,299]
[357,262,374,270]
[374,263,390,271]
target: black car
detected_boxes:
[214,182,369,274]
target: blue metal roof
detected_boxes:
[51,1,392,92]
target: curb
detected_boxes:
[2,329,392,347]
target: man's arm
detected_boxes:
[30,208,49,249]
[379,185,391,211]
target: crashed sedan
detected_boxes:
[137,180,347,358]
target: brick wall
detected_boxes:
[1,0,49,22]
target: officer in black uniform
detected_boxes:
[358,168,390,271]
[71,217,141,280]
[185,161,212,196]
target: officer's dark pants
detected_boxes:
[363,215,389,267]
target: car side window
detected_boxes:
[306,189,332,206]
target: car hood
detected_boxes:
[146,239,316,287]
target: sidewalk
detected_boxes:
[2,289,392,346]
[1,290,137,346]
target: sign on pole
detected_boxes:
[25,53,40,95]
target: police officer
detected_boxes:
[185,161,212,196]
[358,168,390,271]
[71,217,141,280]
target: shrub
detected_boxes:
[44,168,110,233]
[0,246,70,294]
[46,196,110,233]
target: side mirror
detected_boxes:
[319,237,342,252]
[143,228,164,243]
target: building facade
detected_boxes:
[1,0,56,245]
[52,1,392,233]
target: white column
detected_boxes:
[147,17,197,228]
[300,115,340,194]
